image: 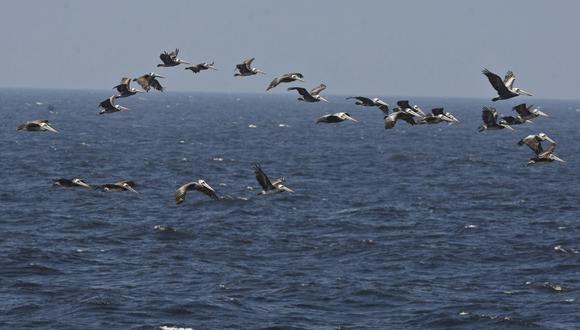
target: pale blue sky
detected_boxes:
[1,0,579,98]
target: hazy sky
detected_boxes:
[2,1,580,99]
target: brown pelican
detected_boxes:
[478,107,513,131]
[254,164,293,194]
[266,72,304,91]
[384,111,418,129]
[317,112,358,124]
[418,108,459,124]
[482,68,532,101]
[99,96,128,115]
[53,178,90,188]
[133,73,165,92]
[185,62,216,74]
[513,103,548,121]
[175,180,219,204]
[17,119,58,133]
[518,133,565,164]
[157,48,190,67]
[346,96,390,114]
[101,180,137,193]
[234,58,265,76]
[287,84,328,102]
[113,78,143,98]
[501,115,530,125]
[395,100,427,118]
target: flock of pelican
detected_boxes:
[16,49,566,204]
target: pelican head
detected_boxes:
[72,178,90,188]
[292,74,304,82]
[122,183,138,193]
[40,122,59,133]
[253,68,265,74]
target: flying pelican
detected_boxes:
[513,103,549,121]
[482,68,532,101]
[101,180,138,193]
[113,77,143,98]
[266,72,304,91]
[478,107,514,131]
[518,133,565,164]
[234,58,265,76]
[133,73,165,92]
[346,96,390,114]
[53,178,90,188]
[384,111,418,129]
[17,119,58,133]
[157,48,190,67]
[175,180,219,204]
[317,112,358,124]
[99,96,128,114]
[185,62,217,74]
[287,84,328,102]
[501,115,530,126]
[418,108,459,124]
[254,164,293,194]
[394,100,427,118]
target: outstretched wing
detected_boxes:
[482,68,511,95]
[134,75,150,91]
[346,96,373,105]
[254,164,274,191]
[266,77,280,91]
[309,84,326,96]
[287,87,310,98]
[243,57,255,70]
[482,107,497,126]
[150,78,164,92]
[518,135,543,155]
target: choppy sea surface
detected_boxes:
[1,89,580,329]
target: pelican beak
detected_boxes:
[125,185,138,193]
[537,111,549,117]
[296,77,305,82]
[552,155,566,163]
[45,125,59,133]
[257,70,266,74]
[209,66,217,70]
[503,124,515,131]
[519,89,533,96]
[78,181,91,188]
[181,61,190,65]
[319,97,329,102]
[525,120,533,124]
[346,116,358,122]
[544,136,556,144]
[282,186,294,193]
[155,75,165,79]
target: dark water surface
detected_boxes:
[1,89,580,329]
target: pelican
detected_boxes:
[101,180,137,193]
[501,115,530,126]
[478,107,514,131]
[157,48,190,67]
[394,100,426,118]
[346,96,390,114]
[17,119,58,133]
[254,164,293,194]
[513,103,549,121]
[113,77,143,98]
[482,68,532,101]
[185,62,217,74]
[53,178,90,188]
[317,112,358,124]
[287,84,328,102]
[175,180,219,204]
[99,96,128,114]
[133,73,165,92]
[384,111,418,129]
[418,108,459,124]
[518,133,565,164]
[266,72,304,91]
[234,58,265,76]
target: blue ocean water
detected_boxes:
[1,89,580,329]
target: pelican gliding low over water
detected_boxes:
[266,72,304,91]
[317,112,358,124]
[346,96,390,114]
[53,178,91,188]
[254,164,293,194]
[518,133,565,164]
[101,180,138,193]
[478,107,514,131]
[113,78,143,98]
[175,180,219,204]
[482,68,532,101]
[513,103,549,121]
[99,96,128,115]
[287,84,328,102]
[17,119,59,133]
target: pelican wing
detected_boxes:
[346,96,373,105]
[431,108,445,116]
[114,180,136,188]
[518,135,543,155]
[309,84,326,96]
[254,164,274,191]
[243,57,255,69]
[134,75,151,91]
[482,107,498,126]
[266,77,281,91]
[287,87,311,98]
[175,181,218,204]
[99,97,114,109]
[149,78,164,92]
[482,68,511,95]
[512,103,531,117]
[159,52,173,65]
[187,64,202,73]
[396,100,412,109]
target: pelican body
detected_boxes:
[513,103,548,121]
[518,133,564,164]
[482,68,532,101]
[234,58,265,76]
[157,48,190,67]
[254,164,293,194]
[346,96,389,114]
[418,108,459,124]
[185,62,216,74]
[175,180,219,204]
[478,107,513,131]
[17,119,58,133]
[133,73,165,92]
[267,72,304,91]
[99,96,128,115]
[317,112,357,124]
[53,178,90,188]
[287,84,328,102]
[101,180,137,193]
[113,78,143,98]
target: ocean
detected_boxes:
[1,89,579,329]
